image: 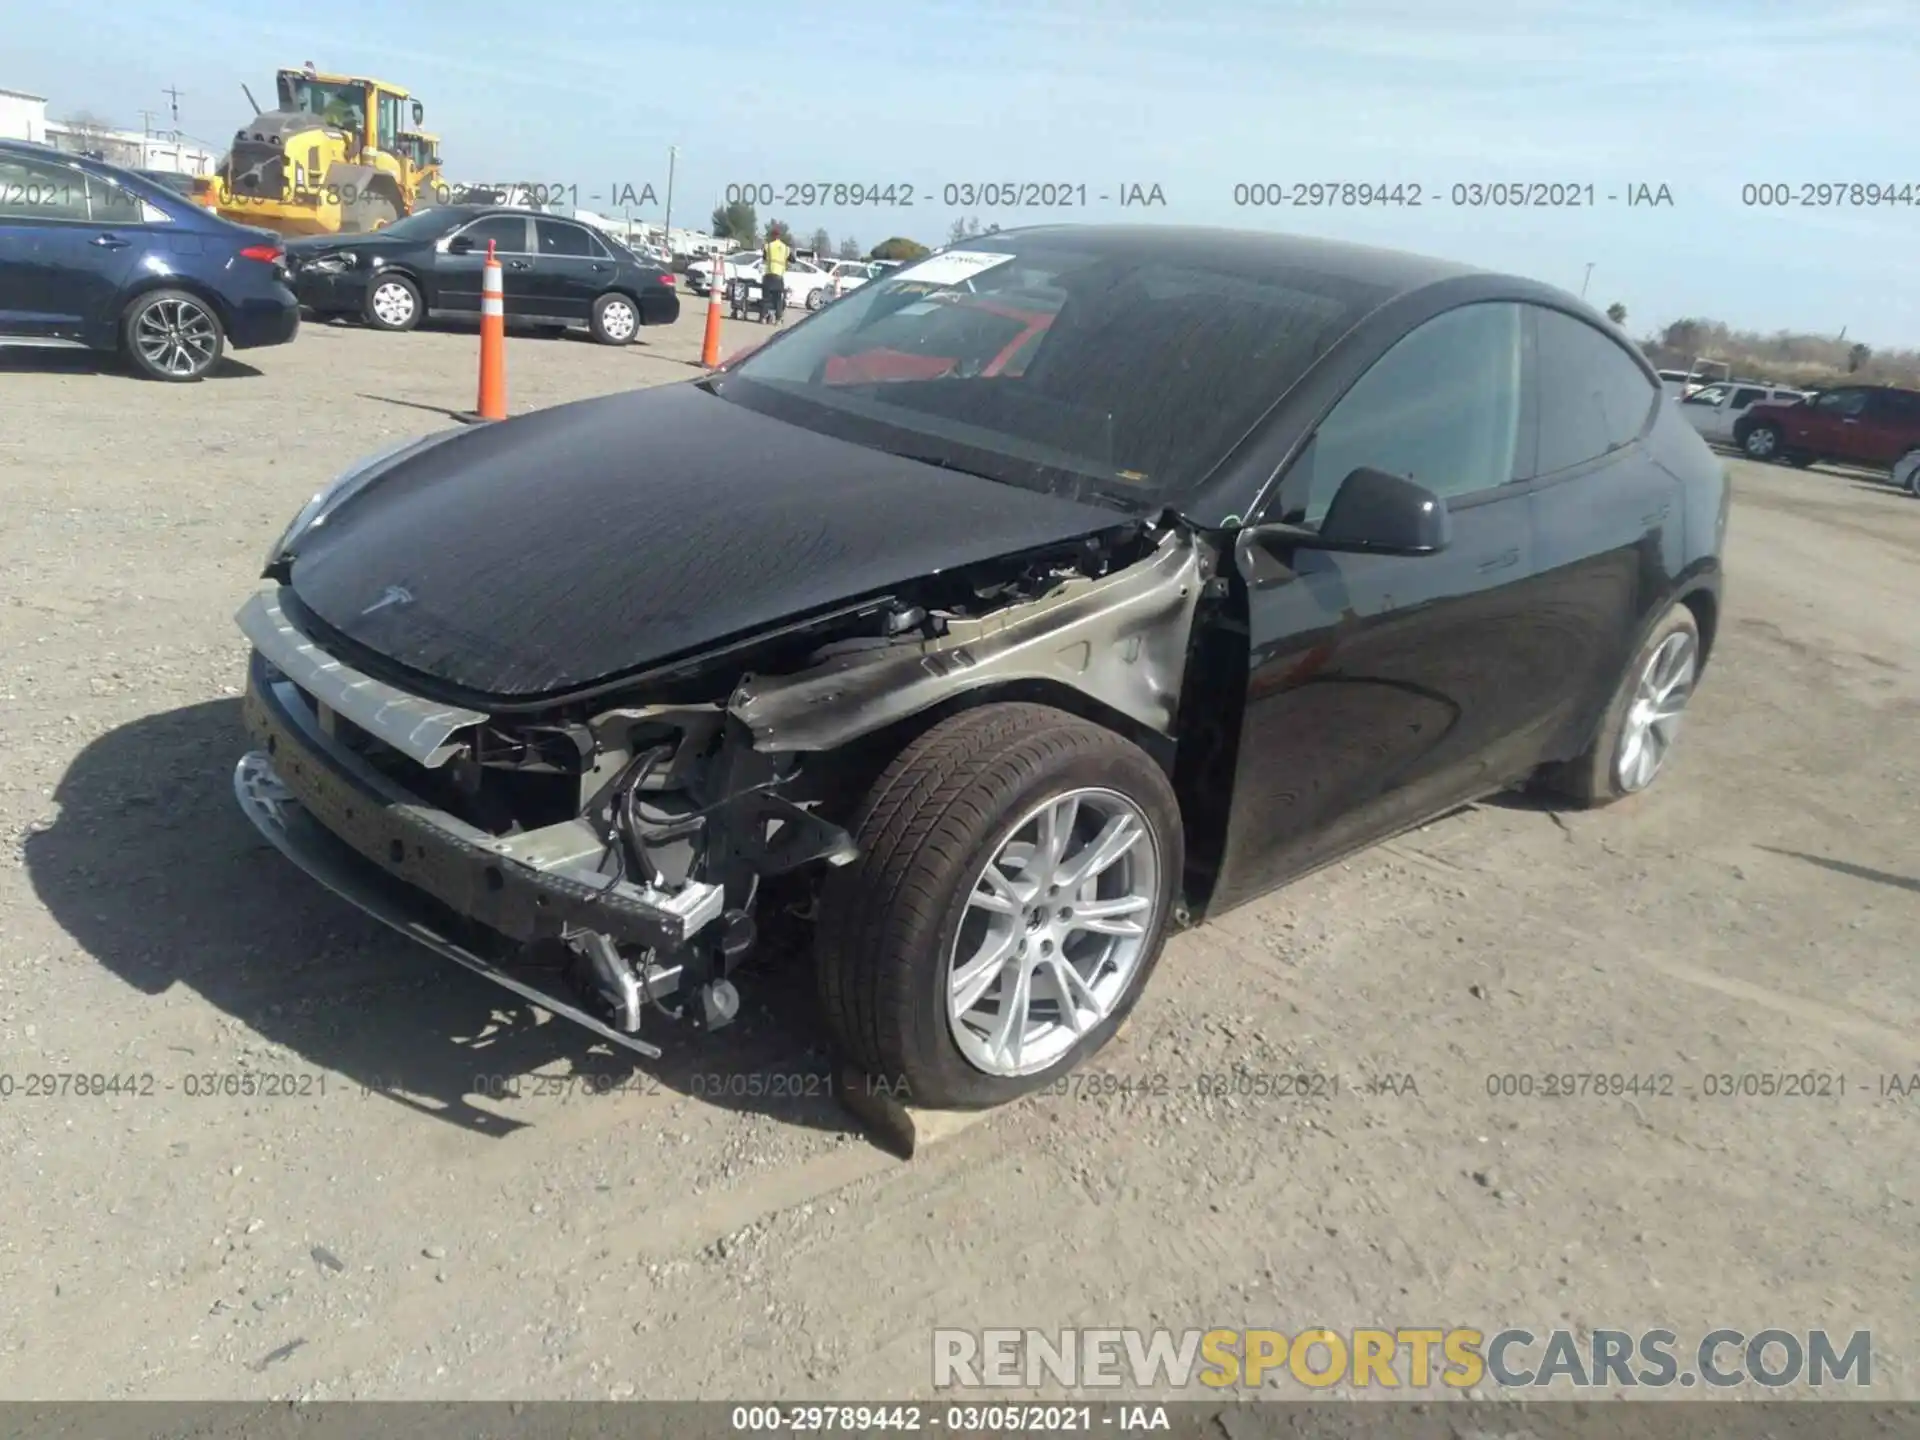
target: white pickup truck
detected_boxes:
[1677,381,1810,445]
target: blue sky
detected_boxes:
[13,0,1918,345]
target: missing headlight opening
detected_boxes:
[235,520,1209,1064]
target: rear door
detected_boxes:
[1211,301,1540,910]
[0,152,145,339]
[529,218,614,322]
[1857,388,1920,466]
[1519,304,1684,763]
[435,214,535,316]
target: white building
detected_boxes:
[0,87,49,145]
[0,87,218,174]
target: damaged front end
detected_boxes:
[233,520,1209,1057]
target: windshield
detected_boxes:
[720,233,1380,507]
[358,206,467,242]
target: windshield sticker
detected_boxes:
[891,249,1016,288]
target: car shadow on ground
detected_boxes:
[0,348,265,381]
[1756,846,1920,897]
[24,699,865,1141]
[309,315,674,348]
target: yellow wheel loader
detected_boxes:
[193,67,444,237]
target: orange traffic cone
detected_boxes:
[700,259,725,368]
[461,240,508,423]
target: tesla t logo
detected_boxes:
[360,584,414,616]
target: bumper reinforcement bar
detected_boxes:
[234,751,665,1060]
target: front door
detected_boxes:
[435,214,536,317]
[1211,300,1543,912]
[0,152,143,339]
[1784,386,1870,461]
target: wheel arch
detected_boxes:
[1678,583,1719,672]
[115,275,233,346]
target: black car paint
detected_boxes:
[0,140,298,352]
[285,383,1131,699]
[275,224,1724,924]
[285,206,678,329]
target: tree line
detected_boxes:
[1601,302,1904,389]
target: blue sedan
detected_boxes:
[0,139,299,381]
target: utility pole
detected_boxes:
[1580,262,1595,299]
[662,145,677,253]
[162,85,183,127]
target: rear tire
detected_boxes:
[363,274,422,332]
[815,704,1182,1110]
[1533,604,1702,809]
[121,289,225,382]
[589,291,639,345]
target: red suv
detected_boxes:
[1733,384,1920,475]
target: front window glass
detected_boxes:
[1274,302,1523,523]
[279,77,366,131]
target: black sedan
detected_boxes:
[231,225,1726,1111]
[285,205,679,344]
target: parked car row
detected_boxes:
[685,252,897,310]
[0,139,678,381]
[1731,383,1920,490]
[287,205,679,343]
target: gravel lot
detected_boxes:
[0,310,1914,1402]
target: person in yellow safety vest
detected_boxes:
[762,234,791,320]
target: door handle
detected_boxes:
[1639,501,1671,527]
[91,234,131,248]
[1475,547,1520,573]
[506,259,533,271]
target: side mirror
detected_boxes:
[1243,467,1451,561]
[412,100,425,124]
[447,235,474,254]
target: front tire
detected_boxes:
[1742,423,1783,461]
[363,275,422,332]
[590,291,639,345]
[1534,604,1702,809]
[806,287,826,311]
[122,289,225,381]
[816,704,1182,1109]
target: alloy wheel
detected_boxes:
[134,298,219,378]
[947,787,1161,1077]
[1744,427,1777,459]
[1614,630,1697,793]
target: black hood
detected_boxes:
[285,231,413,260]
[286,384,1129,700]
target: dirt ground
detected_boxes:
[0,309,1914,1404]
